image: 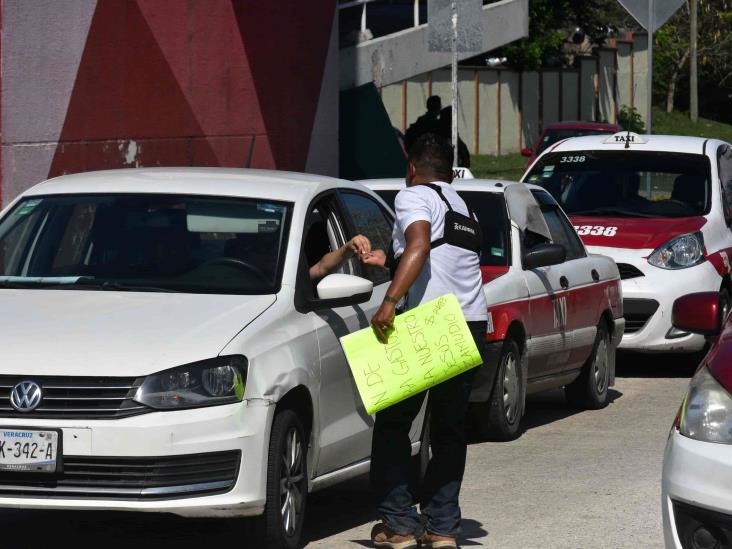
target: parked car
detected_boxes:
[663,292,732,549]
[361,178,624,440]
[521,121,621,169]
[522,132,732,354]
[0,168,428,549]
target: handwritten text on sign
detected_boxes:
[340,294,483,415]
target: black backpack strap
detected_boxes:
[424,183,453,212]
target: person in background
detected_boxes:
[404,95,442,152]
[368,133,488,549]
[437,107,470,169]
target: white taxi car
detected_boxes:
[523,132,732,353]
[663,292,732,548]
[0,168,427,549]
[362,178,624,440]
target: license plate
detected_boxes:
[0,429,59,473]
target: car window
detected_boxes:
[718,145,732,225]
[339,191,393,286]
[374,190,399,211]
[532,191,585,260]
[525,150,712,218]
[0,194,292,294]
[458,191,511,266]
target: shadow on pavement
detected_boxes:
[304,473,377,545]
[616,351,703,378]
[0,509,246,548]
[468,386,623,444]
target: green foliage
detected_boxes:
[503,0,631,70]
[618,105,646,134]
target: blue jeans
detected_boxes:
[370,321,489,538]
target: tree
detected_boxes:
[502,0,633,70]
[654,0,732,113]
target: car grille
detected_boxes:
[616,263,644,280]
[0,451,240,500]
[623,298,660,334]
[0,376,149,419]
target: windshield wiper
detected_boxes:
[0,276,82,289]
[64,277,180,293]
[570,207,657,218]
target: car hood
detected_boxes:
[0,290,275,376]
[569,215,707,250]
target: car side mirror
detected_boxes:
[672,292,723,336]
[311,273,373,309]
[523,243,566,270]
[521,147,532,157]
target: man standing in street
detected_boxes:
[404,95,442,152]
[369,133,489,549]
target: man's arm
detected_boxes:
[371,220,431,342]
[309,235,372,280]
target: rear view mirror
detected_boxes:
[521,147,532,157]
[313,274,373,308]
[672,292,722,336]
[523,243,566,270]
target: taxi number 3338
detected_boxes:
[574,225,618,237]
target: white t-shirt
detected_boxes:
[393,181,488,322]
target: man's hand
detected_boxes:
[361,249,387,267]
[347,235,371,258]
[371,300,396,343]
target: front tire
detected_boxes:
[565,321,611,410]
[471,338,523,441]
[258,409,308,549]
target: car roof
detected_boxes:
[548,133,724,155]
[358,178,546,195]
[22,168,365,203]
[543,121,620,132]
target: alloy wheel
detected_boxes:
[593,337,609,394]
[503,352,519,424]
[280,428,304,537]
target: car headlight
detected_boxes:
[679,366,732,444]
[134,356,247,410]
[648,232,705,269]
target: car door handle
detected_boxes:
[559,276,569,290]
[591,269,600,282]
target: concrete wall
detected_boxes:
[380,34,649,156]
[1,0,339,204]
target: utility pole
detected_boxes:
[647,0,654,134]
[451,0,458,168]
[690,0,699,123]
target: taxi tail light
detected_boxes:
[481,266,510,284]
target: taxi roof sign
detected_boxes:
[604,131,648,146]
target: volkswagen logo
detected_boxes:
[10,381,42,412]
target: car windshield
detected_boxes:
[0,194,291,294]
[524,151,711,218]
[536,129,614,155]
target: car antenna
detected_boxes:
[625,128,631,150]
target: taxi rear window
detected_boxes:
[459,191,511,267]
[524,151,712,218]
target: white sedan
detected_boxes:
[0,168,427,548]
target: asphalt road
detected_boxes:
[0,352,699,549]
